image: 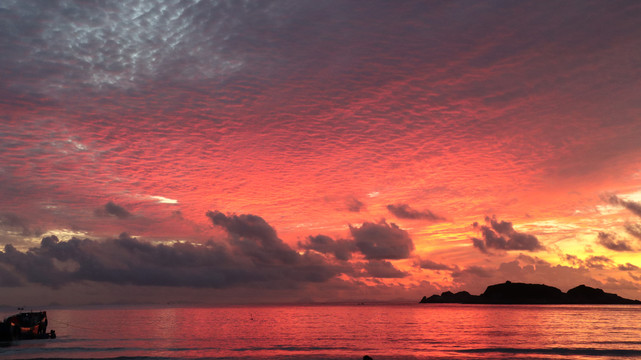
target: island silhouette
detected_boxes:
[420,281,641,304]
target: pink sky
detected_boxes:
[1,0,641,305]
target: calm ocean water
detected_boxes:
[2,303,641,359]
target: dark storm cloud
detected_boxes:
[471,216,544,253]
[597,231,634,252]
[0,227,344,288]
[386,203,444,221]
[349,220,415,260]
[94,201,132,219]
[603,194,641,218]
[362,260,408,278]
[298,234,356,261]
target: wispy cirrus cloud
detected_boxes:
[1,0,641,302]
[2,0,640,243]
[625,223,641,241]
[602,194,641,218]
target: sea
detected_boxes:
[2,303,641,360]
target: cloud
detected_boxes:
[625,223,641,241]
[0,213,41,237]
[362,260,408,278]
[386,203,444,221]
[0,1,247,93]
[0,261,22,287]
[2,1,641,303]
[95,201,132,219]
[619,263,639,271]
[206,211,302,265]
[349,220,415,260]
[565,254,583,267]
[564,253,635,272]
[416,258,456,271]
[603,194,641,217]
[300,220,417,262]
[298,234,356,261]
[597,231,634,252]
[147,195,178,204]
[1,241,70,287]
[0,213,29,234]
[0,211,350,288]
[472,216,544,253]
[452,265,494,279]
[471,237,487,253]
[346,197,365,213]
[585,255,614,269]
[0,211,419,289]
[298,237,412,278]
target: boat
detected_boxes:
[0,310,56,341]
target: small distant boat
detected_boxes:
[0,310,56,341]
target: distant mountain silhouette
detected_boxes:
[420,281,641,304]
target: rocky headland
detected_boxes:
[420,281,641,304]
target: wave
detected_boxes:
[458,347,641,357]
[232,345,356,352]
[2,358,174,360]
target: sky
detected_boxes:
[1,0,641,306]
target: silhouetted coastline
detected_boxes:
[420,281,641,304]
